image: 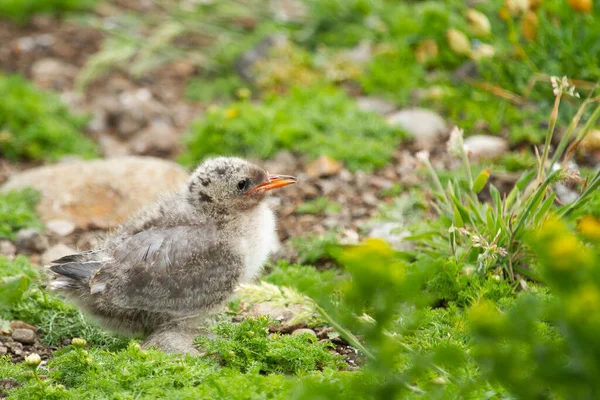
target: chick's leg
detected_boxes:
[141,325,201,355]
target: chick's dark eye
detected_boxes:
[237,178,251,191]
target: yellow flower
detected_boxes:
[578,216,600,241]
[468,300,505,334]
[225,108,239,119]
[236,88,251,100]
[567,284,600,321]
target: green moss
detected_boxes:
[180,85,406,172]
[0,188,43,241]
[185,74,248,103]
[0,0,96,23]
[0,256,127,350]
[197,317,344,374]
[288,231,340,265]
[0,343,300,399]
[0,74,98,162]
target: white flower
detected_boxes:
[415,150,430,164]
[447,126,466,157]
[24,353,41,368]
[551,75,580,98]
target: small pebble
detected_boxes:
[291,328,317,337]
[0,240,16,256]
[306,156,342,179]
[46,219,76,237]
[16,228,48,253]
[11,328,36,345]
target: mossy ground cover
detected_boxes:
[0,74,97,162]
[0,0,96,23]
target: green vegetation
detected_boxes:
[0,74,97,162]
[0,189,42,241]
[0,256,128,350]
[296,197,341,215]
[0,344,299,399]
[185,75,248,103]
[0,0,96,23]
[197,317,344,374]
[181,86,405,171]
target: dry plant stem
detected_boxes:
[537,93,562,184]
[311,301,375,361]
[549,96,599,170]
[561,102,600,168]
[466,79,523,104]
[559,170,600,218]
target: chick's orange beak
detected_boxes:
[247,174,297,195]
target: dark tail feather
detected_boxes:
[52,250,100,264]
[50,261,102,283]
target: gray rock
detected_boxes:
[117,113,144,138]
[343,40,373,65]
[16,228,48,253]
[41,244,77,266]
[1,157,189,230]
[0,240,16,256]
[11,328,36,345]
[98,135,130,158]
[248,301,304,327]
[270,0,307,23]
[356,97,396,116]
[386,108,448,150]
[263,151,297,174]
[464,135,509,161]
[292,328,317,337]
[0,345,7,355]
[30,58,77,90]
[129,119,179,156]
[46,219,76,237]
[5,341,23,356]
[95,87,169,140]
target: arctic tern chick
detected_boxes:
[49,157,296,354]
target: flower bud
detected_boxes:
[415,39,439,64]
[521,10,539,42]
[471,43,496,60]
[506,0,530,15]
[24,353,41,368]
[467,9,491,36]
[569,0,593,13]
[446,29,472,56]
[72,338,87,348]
